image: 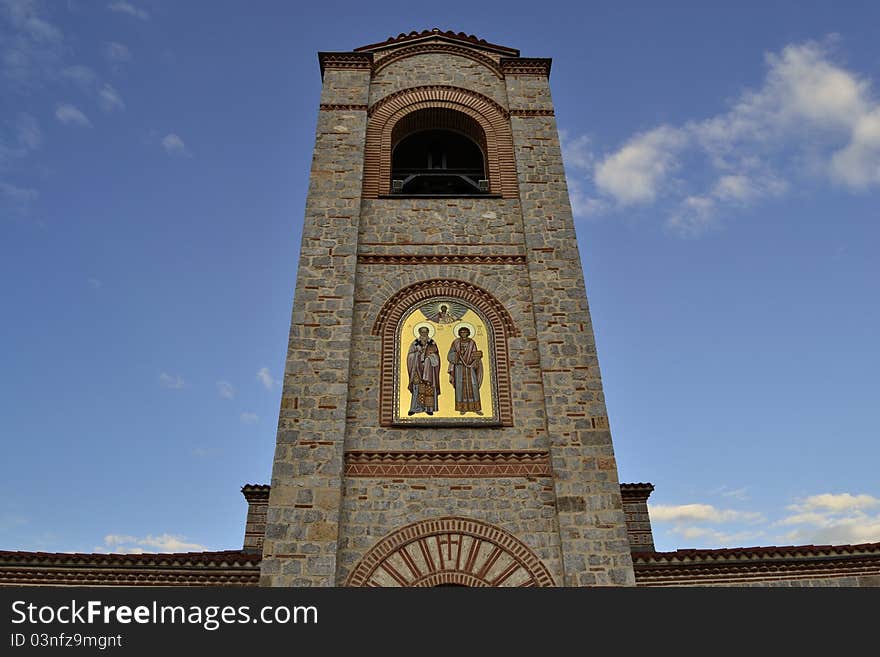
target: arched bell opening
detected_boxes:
[390,108,489,195]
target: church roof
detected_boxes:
[0,549,260,586]
[632,542,880,586]
[354,29,520,57]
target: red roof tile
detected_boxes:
[354,29,519,56]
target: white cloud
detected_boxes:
[666,195,717,237]
[789,493,880,513]
[673,526,765,546]
[99,533,206,554]
[107,1,149,21]
[61,64,97,88]
[158,372,185,389]
[1,114,41,171]
[87,277,102,289]
[0,0,61,43]
[714,486,751,502]
[257,367,277,391]
[14,112,40,150]
[571,38,880,234]
[561,131,595,171]
[191,447,222,458]
[649,503,764,524]
[55,103,90,127]
[830,109,880,188]
[0,0,65,86]
[98,83,124,111]
[216,380,234,399]
[773,493,880,546]
[161,133,189,156]
[594,126,687,206]
[0,180,37,203]
[0,180,37,216]
[104,41,131,64]
[240,412,259,424]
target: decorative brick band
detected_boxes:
[509,109,555,117]
[372,279,516,427]
[500,57,552,76]
[373,43,504,78]
[346,517,555,587]
[345,451,551,477]
[363,86,519,199]
[317,52,373,78]
[358,254,526,265]
[319,104,368,112]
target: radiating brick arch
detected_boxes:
[372,278,516,427]
[346,517,555,587]
[363,86,518,198]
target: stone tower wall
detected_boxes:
[262,39,635,586]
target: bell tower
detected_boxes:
[260,29,635,587]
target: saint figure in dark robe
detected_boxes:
[406,326,440,415]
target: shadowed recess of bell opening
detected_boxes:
[391,123,488,195]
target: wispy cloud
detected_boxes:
[257,367,277,391]
[240,411,259,424]
[775,493,880,545]
[55,103,91,127]
[216,380,234,399]
[567,37,880,236]
[98,83,124,111]
[191,446,222,458]
[1,181,38,210]
[1,113,41,171]
[97,533,206,554]
[158,372,185,389]
[713,485,751,502]
[161,133,189,156]
[104,41,131,64]
[649,503,764,524]
[649,502,767,548]
[87,277,102,289]
[107,1,149,21]
[0,0,65,86]
[61,65,125,112]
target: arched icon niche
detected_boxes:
[395,298,498,425]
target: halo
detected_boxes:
[453,321,475,337]
[413,322,435,338]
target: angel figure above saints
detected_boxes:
[406,323,441,415]
[447,323,483,415]
[419,300,466,325]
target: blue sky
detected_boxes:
[1,1,878,555]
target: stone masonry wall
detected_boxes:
[264,41,635,586]
[506,72,636,585]
[260,67,370,586]
[369,52,507,108]
[335,478,561,585]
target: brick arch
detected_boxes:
[346,517,555,587]
[391,107,489,170]
[363,86,518,198]
[373,278,516,427]
[372,44,504,79]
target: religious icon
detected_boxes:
[395,298,497,424]
[419,301,466,325]
[447,322,483,415]
[406,322,441,415]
